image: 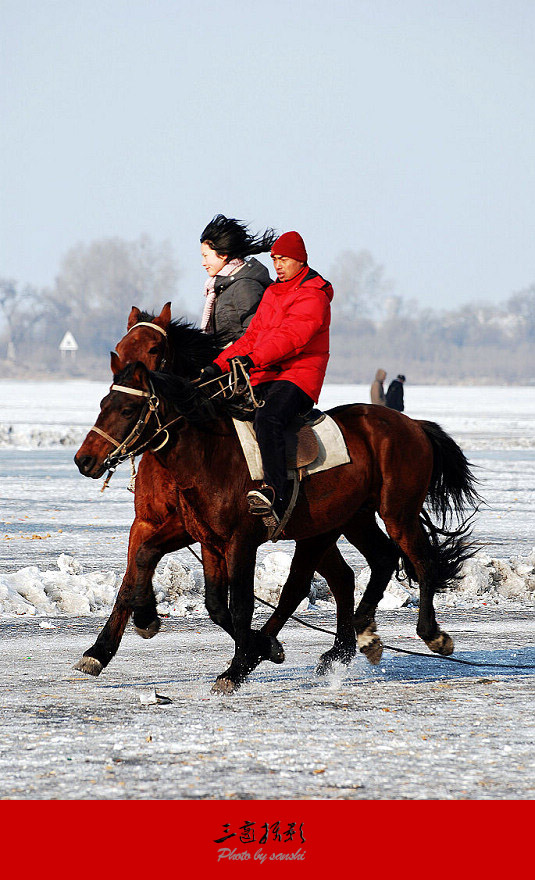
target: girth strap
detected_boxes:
[265,472,301,543]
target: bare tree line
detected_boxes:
[1,237,534,383]
[327,249,535,384]
[0,235,184,377]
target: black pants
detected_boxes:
[253,380,314,507]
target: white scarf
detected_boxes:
[201,258,245,332]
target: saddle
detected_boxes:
[285,409,325,474]
[232,408,350,542]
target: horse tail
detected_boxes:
[417,420,481,524]
[400,419,482,591]
[398,509,478,592]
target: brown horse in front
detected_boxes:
[74,307,391,678]
[75,305,413,677]
[74,336,479,692]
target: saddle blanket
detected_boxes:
[232,414,351,482]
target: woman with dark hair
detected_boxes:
[200,214,277,347]
[200,230,334,529]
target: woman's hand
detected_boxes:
[198,362,224,382]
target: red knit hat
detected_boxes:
[271,231,307,263]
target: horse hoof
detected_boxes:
[268,637,285,664]
[211,676,240,695]
[134,617,161,640]
[73,656,103,677]
[358,629,383,665]
[427,632,454,656]
[316,648,354,676]
[315,654,333,676]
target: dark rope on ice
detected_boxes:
[185,546,535,671]
[253,595,535,670]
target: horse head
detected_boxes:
[115,302,172,371]
[74,354,155,479]
[116,306,220,380]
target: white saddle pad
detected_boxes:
[232,414,351,481]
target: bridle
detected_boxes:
[125,321,263,411]
[124,321,169,370]
[89,376,184,490]
[90,358,263,492]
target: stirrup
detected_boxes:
[247,486,279,521]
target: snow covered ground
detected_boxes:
[0,380,534,617]
[1,380,534,801]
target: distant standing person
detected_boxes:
[200,214,277,348]
[386,374,406,412]
[370,368,387,405]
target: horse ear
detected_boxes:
[127,306,141,330]
[131,360,150,389]
[155,301,172,329]
[110,351,124,375]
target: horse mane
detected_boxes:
[133,313,254,419]
[114,362,252,424]
[136,312,221,374]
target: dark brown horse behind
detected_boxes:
[74,323,480,692]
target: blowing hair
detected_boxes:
[200,214,277,260]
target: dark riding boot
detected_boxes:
[250,380,313,525]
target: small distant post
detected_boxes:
[59,331,78,363]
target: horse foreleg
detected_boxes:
[74,518,156,675]
[211,535,275,694]
[130,513,195,636]
[201,545,233,638]
[73,515,192,676]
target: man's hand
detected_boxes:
[198,362,223,382]
[228,355,255,374]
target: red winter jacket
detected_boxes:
[214,265,333,402]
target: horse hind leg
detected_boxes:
[383,514,454,656]
[259,531,345,674]
[343,511,400,665]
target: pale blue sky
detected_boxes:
[1,0,534,314]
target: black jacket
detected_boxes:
[212,257,272,347]
[385,379,404,412]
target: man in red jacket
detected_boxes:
[199,231,333,525]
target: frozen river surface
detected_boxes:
[0,380,534,801]
[1,381,534,576]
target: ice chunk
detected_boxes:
[57,554,84,575]
[139,688,172,705]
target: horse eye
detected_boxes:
[121,406,136,418]
[149,346,160,355]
